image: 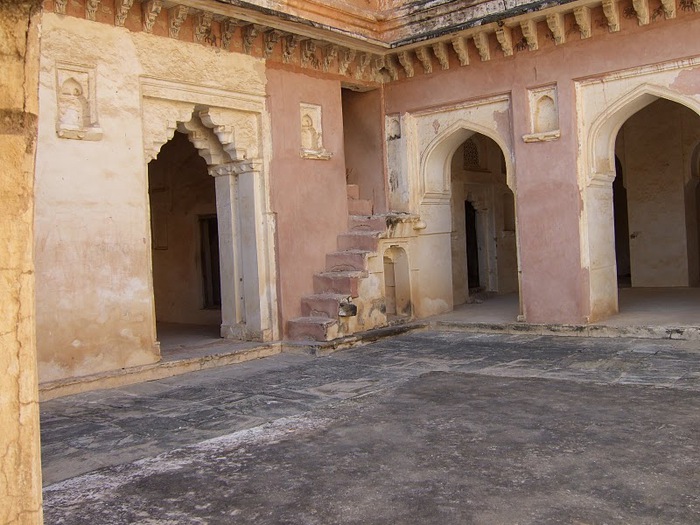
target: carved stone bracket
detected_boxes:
[168,5,189,39]
[632,0,650,25]
[473,32,490,61]
[142,0,162,34]
[221,18,240,50]
[602,0,620,32]
[384,55,399,81]
[415,47,432,74]
[451,37,469,66]
[208,160,259,177]
[660,0,676,18]
[322,43,338,72]
[495,25,513,56]
[54,0,67,14]
[301,39,319,68]
[338,48,356,75]
[115,0,134,26]
[264,30,282,58]
[397,50,415,77]
[242,24,259,54]
[520,20,538,50]
[546,13,566,45]
[282,34,300,64]
[86,0,101,21]
[574,7,592,39]
[371,55,385,81]
[355,53,371,79]
[432,41,449,69]
[195,11,214,44]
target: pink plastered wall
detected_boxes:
[267,67,350,334]
[384,11,700,324]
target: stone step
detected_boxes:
[287,317,339,342]
[346,184,360,200]
[313,270,366,297]
[301,293,349,318]
[348,214,387,232]
[326,249,372,272]
[337,231,383,252]
[347,197,373,215]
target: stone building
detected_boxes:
[28,0,700,382]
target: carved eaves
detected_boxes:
[322,43,339,72]
[142,0,162,34]
[264,29,282,58]
[397,50,415,77]
[415,46,433,73]
[546,13,565,45]
[632,0,650,24]
[432,41,449,70]
[338,48,356,75]
[573,7,591,39]
[451,36,469,66]
[495,25,513,57]
[473,32,490,62]
[115,0,134,27]
[372,56,385,81]
[86,0,101,21]
[385,55,399,80]
[602,0,620,32]
[301,39,319,68]
[660,0,676,18]
[519,19,538,50]
[168,5,188,39]
[282,34,301,64]
[241,24,259,53]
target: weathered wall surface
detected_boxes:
[0,1,44,523]
[385,10,700,323]
[34,13,266,382]
[267,67,349,332]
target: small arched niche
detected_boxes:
[383,246,411,317]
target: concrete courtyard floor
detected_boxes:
[41,330,700,524]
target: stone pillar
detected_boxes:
[0,1,44,523]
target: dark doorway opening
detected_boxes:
[613,156,631,288]
[200,215,221,308]
[465,200,480,289]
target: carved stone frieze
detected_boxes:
[546,13,565,45]
[495,25,513,56]
[338,48,356,75]
[397,50,415,77]
[114,0,134,26]
[451,37,469,66]
[602,0,621,32]
[432,41,449,69]
[473,32,490,61]
[168,5,189,39]
[415,46,432,74]
[142,0,162,34]
[520,19,538,50]
[573,7,592,38]
[264,30,282,58]
[282,34,300,64]
[85,0,101,21]
[195,11,214,44]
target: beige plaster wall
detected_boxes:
[149,132,220,325]
[385,10,700,324]
[0,1,44,522]
[342,88,387,213]
[34,13,266,382]
[267,67,349,333]
[618,99,700,287]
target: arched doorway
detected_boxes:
[450,134,519,307]
[148,131,222,347]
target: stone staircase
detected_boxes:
[287,184,389,342]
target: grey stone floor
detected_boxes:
[41,330,700,524]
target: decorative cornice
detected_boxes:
[415,46,432,74]
[432,41,449,69]
[473,32,490,62]
[114,0,133,27]
[451,36,469,66]
[495,25,513,57]
[397,50,415,77]
[519,19,538,50]
[85,0,100,21]
[573,7,592,38]
[168,5,189,39]
[142,0,162,34]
